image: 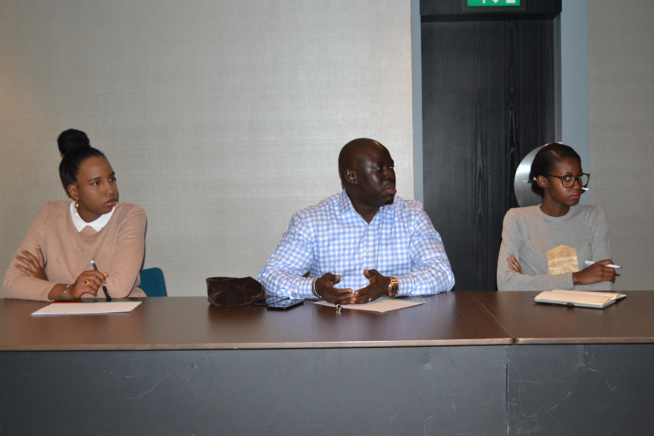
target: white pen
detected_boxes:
[585,260,622,269]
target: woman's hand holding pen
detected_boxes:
[509,254,617,285]
[68,269,109,299]
[573,259,617,285]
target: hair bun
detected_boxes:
[58,129,90,156]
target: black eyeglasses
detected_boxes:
[545,173,590,188]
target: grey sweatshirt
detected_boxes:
[497,204,613,291]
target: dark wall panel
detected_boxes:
[421,7,558,290]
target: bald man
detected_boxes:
[258,138,454,304]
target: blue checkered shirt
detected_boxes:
[258,191,454,299]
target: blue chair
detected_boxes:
[139,267,167,297]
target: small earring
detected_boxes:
[74,200,79,209]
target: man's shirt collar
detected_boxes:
[337,189,391,220]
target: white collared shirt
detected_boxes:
[69,200,115,232]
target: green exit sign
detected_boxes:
[467,0,521,6]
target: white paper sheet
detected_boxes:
[313,298,424,313]
[32,301,142,316]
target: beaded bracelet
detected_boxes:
[311,278,320,298]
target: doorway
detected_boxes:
[420,0,561,290]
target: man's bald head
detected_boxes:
[338,138,387,185]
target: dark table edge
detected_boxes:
[0,337,513,352]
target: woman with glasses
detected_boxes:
[497,143,617,291]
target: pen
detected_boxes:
[584,260,622,269]
[90,259,112,301]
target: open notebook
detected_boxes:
[534,290,626,309]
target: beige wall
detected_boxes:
[2,1,652,296]
[588,0,654,289]
[0,1,414,296]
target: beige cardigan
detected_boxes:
[3,201,147,301]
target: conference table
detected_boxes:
[1,291,653,435]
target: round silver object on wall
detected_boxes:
[514,145,546,207]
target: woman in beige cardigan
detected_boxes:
[3,144,147,301]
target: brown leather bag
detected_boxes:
[206,276,266,307]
